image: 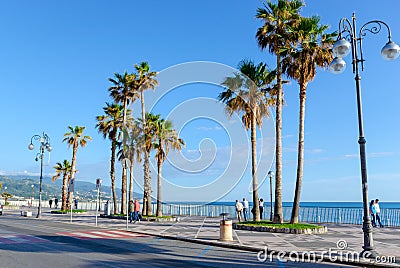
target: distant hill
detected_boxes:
[0,175,142,201]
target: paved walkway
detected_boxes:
[9,208,400,267]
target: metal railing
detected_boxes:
[6,200,400,227]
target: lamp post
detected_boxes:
[329,13,400,257]
[28,132,52,218]
[268,171,274,221]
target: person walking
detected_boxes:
[74,199,78,210]
[49,199,53,208]
[235,200,243,222]
[259,198,264,220]
[369,200,377,227]
[129,200,134,223]
[375,199,384,227]
[242,198,249,221]
[133,199,140,223]
[54,197,59,209]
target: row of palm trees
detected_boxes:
[224,0,334,223]
[51,0,335,223]
[96,63,184,217]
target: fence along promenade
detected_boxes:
[7,199,400,227]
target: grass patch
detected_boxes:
[237,220,322,229]
[51,209,87,214]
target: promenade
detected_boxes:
[7,208,400,267]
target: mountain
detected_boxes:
[0,175,142,201]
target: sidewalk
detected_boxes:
[16,209,400,267]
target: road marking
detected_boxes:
[195,217,207,239]
[196,245,212,258]
[0,234,50,244]
[57,230,148,240]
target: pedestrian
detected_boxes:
[54,197,59,209]
[369,200,376,227]
[74,199,78,210]
[259,198,264,220]
[134,199,141,223]
[374,199,384,227]
[235,200,243,222]
[49,199,53,208]
[242,197,249,221]
[129,200,134,223]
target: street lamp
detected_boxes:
[28,132,52,218]
[329,13,400,257]
[267,171,274,221]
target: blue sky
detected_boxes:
[0,0,399,202]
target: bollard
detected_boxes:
[219,213,233,242]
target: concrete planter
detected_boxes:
[233,223,328,234]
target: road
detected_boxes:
[0,212,355,268]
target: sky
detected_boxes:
[0,0,399,203]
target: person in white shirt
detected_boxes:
[242,198,249,221]
[235,200,243,222]
[374,199,384,227]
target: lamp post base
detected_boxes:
[361,249,379,259]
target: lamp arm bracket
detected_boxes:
[359,20,392,42]
[338,17,353,40]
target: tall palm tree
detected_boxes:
[133,62,158,216]
[282,16,335,223]
[256,0,303,223]
[219,60,275,222]
[52,160,72,211]
[108,71,139,214]
[63,126,92,205]
[95,103,127,214]
[153,116,185,217]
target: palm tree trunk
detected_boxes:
[291,84,307,224]
[121,168,127,214]
[129,156,134,202]
[273,54,284,224]
[156,141,163,217]
[121,97,128,215]
[111,140,118,214]
[62,173,68,211]
[251,112,260,221]
[140,90,152,216]
[68,143,78,210]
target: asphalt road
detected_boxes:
[0,213,355,268]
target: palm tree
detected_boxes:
[52,160,72,211]
[108,71,139,214]
[117,122,142,203]
[133,62,158,216]
[256,0,303,223]
[153,116,185,217]
[219,60,275,222]
[63,126,92,206]
[95,103,127,215]
[281,16,335,223]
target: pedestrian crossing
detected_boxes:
[56,229,148,240]
[0,234,50,244]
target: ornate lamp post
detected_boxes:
[329,13,400,257]
[268,171,274,221]
[28,132,52,218]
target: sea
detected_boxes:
[177,201,400,209]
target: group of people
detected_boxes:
[235,197,264,222]
[369,198,384,228]
[48,198,59,208]
[128,199,141,223]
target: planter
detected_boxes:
[233,223,328,234]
